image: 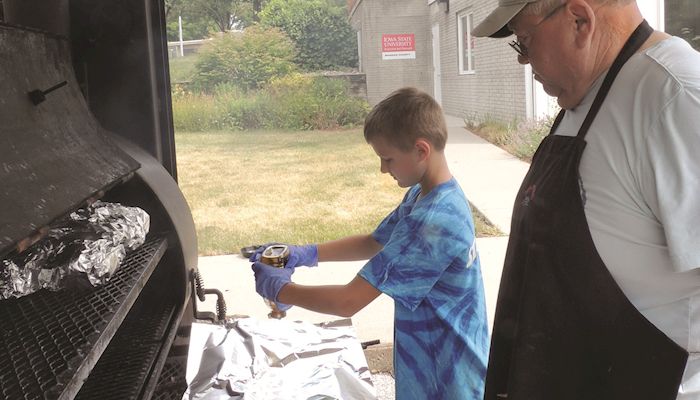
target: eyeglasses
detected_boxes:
[508,2,568,57]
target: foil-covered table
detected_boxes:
[182,318,378,400]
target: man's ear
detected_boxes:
[567,0,596,48]
[414,139,431,161]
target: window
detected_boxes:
[457,11,475,74]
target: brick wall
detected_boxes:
[350,0,529,122]
[431,0,527,122]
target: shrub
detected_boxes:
[191,26,297,92]
[307,77,370,128]
[263,74,370,130]
[464,111,557,162]
[171,74,370,131]
[172,91,226,131]
[213,83,269,130]
[510,115,556,161]
[464,113,513,147]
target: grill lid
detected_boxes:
[0,24,139,257]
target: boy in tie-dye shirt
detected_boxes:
[252,87,489,399]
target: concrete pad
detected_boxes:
[476,236,508,332]
[196,235,508,344]
[195,254,395,344]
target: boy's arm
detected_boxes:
[317,234,383,262]
[277,275,381,318]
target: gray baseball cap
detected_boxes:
[472,0,538,38]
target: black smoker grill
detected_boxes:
[0,1,219,399]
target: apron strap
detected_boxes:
[577,20,654,139]
[546,20,654,138]
[549,108,566,135]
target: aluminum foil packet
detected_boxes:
[0,201,150,299]
[182,318,378,400]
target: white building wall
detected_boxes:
[638,0,664,30]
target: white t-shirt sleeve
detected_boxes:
[645,85,700,272]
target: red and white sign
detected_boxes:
[382,34,415,60]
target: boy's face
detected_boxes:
[370,137,426,188]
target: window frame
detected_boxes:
[457,11,475,74]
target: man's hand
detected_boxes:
[251,261,294,311]
[249,243,318,270]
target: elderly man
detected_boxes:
[473,1,700,399]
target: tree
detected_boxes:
[165,0,268,41]
[165,0,216,41]
[192,0,240,32]
[259,0,358,71]
[164,0,182,18]
[180,0,260,32]
[166,16,213,42]
[251,0,266,14]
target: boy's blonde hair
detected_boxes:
[363,87,448,152]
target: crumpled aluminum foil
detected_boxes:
[182,318,378,400]
[0,201,150,299]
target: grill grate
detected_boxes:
[0,237,167,400]
[74,288,177,400]
[152,356,187,400]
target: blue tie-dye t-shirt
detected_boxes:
[359,178,489,399]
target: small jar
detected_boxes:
[259,244,290,319]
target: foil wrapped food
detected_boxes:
[0,201,149,299]
[183,318,378,400]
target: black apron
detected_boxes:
[484,20,688,400]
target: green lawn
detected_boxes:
[175,129,502,256]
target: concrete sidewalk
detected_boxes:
[194,114,530,396]
[443,114,529,236]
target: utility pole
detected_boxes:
[178,15,184,57]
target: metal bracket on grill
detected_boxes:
[191,270,227,323]
[28,80,68,105]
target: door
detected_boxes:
[432,24,442,105]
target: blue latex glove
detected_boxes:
[252,261,294,311]
[287,244,318,269]
[249,243,319,270]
